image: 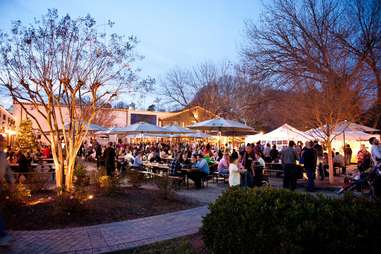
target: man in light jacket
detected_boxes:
[281,140,299,190]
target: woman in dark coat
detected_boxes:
[103,142,116,176]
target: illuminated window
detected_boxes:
[130,114,157,125]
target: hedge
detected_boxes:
[201,187,381,254]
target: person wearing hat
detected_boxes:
[0,134,15,246]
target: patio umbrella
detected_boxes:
[163,124,194,134]
[171,132,211,138]
[94,127,122,135]
[64,122,107,132]
[121,122,169,134]
[183,132,211,138]
[188,118,256,133]
[188,118,256,147]
[98,122,169,135]
[126,133,171,138]
[334,121,380,133]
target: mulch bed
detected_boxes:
[2,187,196,231]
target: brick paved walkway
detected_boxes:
[5,206,208,254]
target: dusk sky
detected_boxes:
[0,0,264,108]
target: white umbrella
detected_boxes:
[172,132,211,138]
[126,133,170,138]
[64,122,107,132]
[188,118,256,148]
[163,124,194,134]
[188,118,256,133]
[334,121,379,133]
[94,127,123,135]
[101,122,169,135]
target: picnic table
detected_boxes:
[265,162,283,177]
[41,158,54,163]
[143,161,170,172]
[264,162,305,179]
[10,163,40,171]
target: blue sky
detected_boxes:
[0,0,263,108]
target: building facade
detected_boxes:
[0,106,16,145]
[13,102,216,133]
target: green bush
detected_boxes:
[201,188,381,254]
[97,175,121,195]
[74,162,90,187]
[53,192,88,217]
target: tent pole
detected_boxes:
[343,131,346,170]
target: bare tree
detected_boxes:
[91,109,117,128]
[243,0,371,183]
[114,101,130,109]
[0,10,147,192]
[339,0,381,127]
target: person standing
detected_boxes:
[253,152,266,187]
[263,143,272,163]
[369,137,381,167]
[103,142,116,176]
[95,141,102,168]
[313,141,324,180]
[281,141,299,190]
[241,144,255,187]
[357,144,371,172]
[270,145,279,162]
[228,153,241,187]
[301,141,317,192]
[0,135,15,246]
[344,144,352,165]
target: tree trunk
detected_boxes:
[327,142,335,184]
[50,133,64,193]
[65,153,76,192]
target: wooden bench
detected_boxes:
[213,172,228,184]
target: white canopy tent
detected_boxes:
[305,127,377,162]
[246,124,308,148]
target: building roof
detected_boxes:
[0,106,15,120]
[160,105,216,121]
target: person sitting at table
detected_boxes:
[333,152,345,175]
[188,153,209,189]
[160,149,168,159]
[217,150,223,161]
[42,145,51,158]
[217,152,230,176]
[180,153,191,167]
[132,152,144,170]
[124,150,135,165]
[147,149,155,162]
[170,153,184,176]
[17,151,30,174]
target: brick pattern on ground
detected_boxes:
[5,206,208,254]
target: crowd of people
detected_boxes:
[77,136,381,193]
[0,133,380,246]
